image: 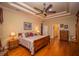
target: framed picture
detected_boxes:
[24,22,32,30]
[60,24,64,28]
[64,25,68,29]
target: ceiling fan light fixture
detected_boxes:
[48,8,52,11]
[34,3,56,17]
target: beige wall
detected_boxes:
[44,15,76,41]
[0,24,2,39]
[0,25,1,38]
[1,7,42,47]
[1,6,76,47]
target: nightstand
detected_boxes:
[8,39,19,50]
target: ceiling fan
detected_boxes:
[34,3,56,16]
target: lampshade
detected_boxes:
[37,30,40,33]
[9,32,16,40]
[10,32,16,37]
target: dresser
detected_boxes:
[60,30,69,41]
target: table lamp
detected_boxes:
[9,32,16,40]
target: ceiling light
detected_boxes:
[49,8,52,11]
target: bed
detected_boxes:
[19,35,50,55]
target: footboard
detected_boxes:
[34,36,50,52]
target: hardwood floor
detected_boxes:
[6,38,79,56]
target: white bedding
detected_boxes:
[19,35,48,55]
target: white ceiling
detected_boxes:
[25,2,68,13]
[0,2,79,19]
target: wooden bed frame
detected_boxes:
[19,35,50,55]
[34,36,50,53]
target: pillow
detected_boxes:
[18,33,24,39]
[29,32,33,36]
[18,33,22,37]
[34,33,37,36]
[25,32,29,37]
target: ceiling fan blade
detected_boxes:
[34,7,43,13]
[47,11,56,13]
[45,4,52,12]
[36,13,42,15]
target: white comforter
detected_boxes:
[19,35,48,55]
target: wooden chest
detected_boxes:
[60,30,69,41]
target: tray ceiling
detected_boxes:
[0,2,79,19]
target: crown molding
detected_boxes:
[46,11,67,17]
[0,2,72,20]
[16,2,39,13]
[8,2,43,19]
[8,3,35,15]
[45,12,71,19]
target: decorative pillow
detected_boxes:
[18,33,23,39]
[34,33,37,36]
[18,33,22,37]
[29,32,33,36]
[25,32,29,37]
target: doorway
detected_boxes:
[53,24,60,39]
